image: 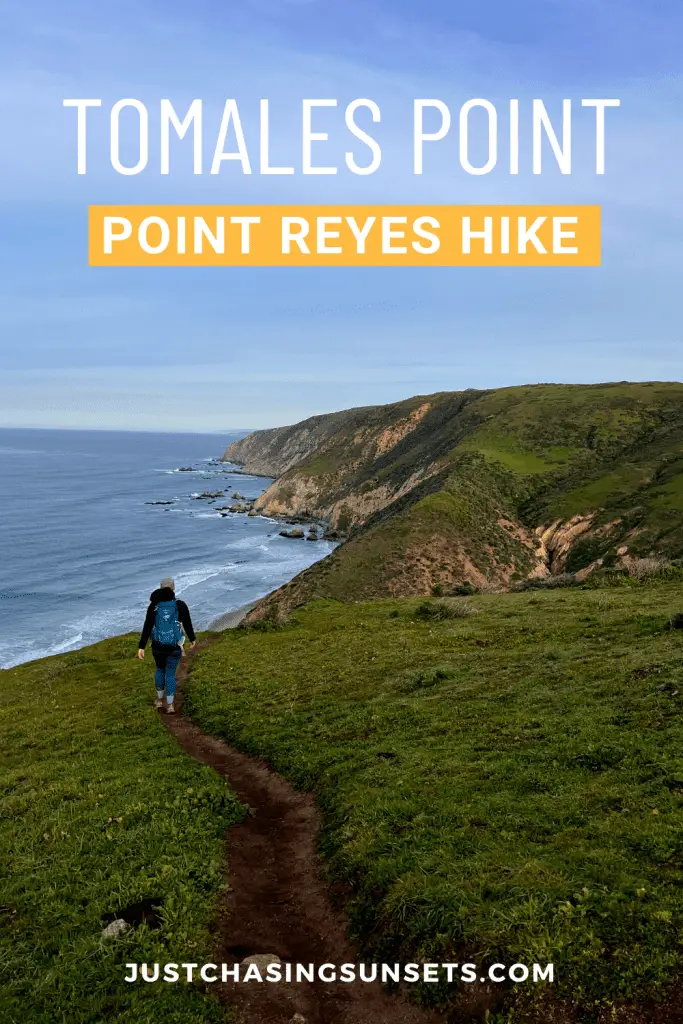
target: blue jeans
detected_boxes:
[152,644,182,701]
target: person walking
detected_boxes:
[137,577,196,714]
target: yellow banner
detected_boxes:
[89,204,601,267]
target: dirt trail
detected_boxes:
[163,640,446,1024]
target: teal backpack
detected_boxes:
[152,600,183,646]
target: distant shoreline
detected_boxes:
[208,600,260,631]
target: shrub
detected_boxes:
[336,505,353,533]
[564,536,606,574]
[413,599,475,621]
[511,573,582,592]
[451,581,478,596]
[240,602,287,632]
[626,557,671,580]
[582,569,635,590]
[398,665,454,693]
[627,557,667,579]
[583,563,683,590]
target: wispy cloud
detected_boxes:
[0,0,681,428]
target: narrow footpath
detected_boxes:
[163,639,446,1024]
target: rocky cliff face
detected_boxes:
[222,407,372,477]
[222,381,683,612]
[250,399,446,529]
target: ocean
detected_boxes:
[0,428,335,669]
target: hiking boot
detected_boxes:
[154,698,163,709]
[166,703,176,715]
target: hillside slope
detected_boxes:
[222,382,683,611]
[188,584,683,1020]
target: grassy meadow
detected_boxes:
[186,580,683,1020]
[4,575,683,1021]
[0,636,243,1024]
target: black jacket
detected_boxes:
[138,587,196,649]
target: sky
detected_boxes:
[0,0,682,431]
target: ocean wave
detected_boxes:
[173,564,238,591]
[222,536,262,551]
[0,446,46,456]
[51,632,84,653]
[0,632,86,668]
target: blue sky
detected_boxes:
[0,0,682,430]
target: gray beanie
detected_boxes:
[160,577,175,591]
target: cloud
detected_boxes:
[0,0,682,429]
[4,335,682,431]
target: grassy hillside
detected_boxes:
[225,382,683,611]
[186,580,683,1021]
[0,637,243,1024]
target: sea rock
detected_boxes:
[241,954,281,972]
[145,500,174,505]
[232,491,244,499]
[248,510,258,517]
[101,918,129,939]
[177,467,195,472]
[280,528,304,539]
[193,491,224,500]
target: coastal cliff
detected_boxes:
[222,381,683,613]
[221,407,373,477]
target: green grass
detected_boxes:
[547,465,654,519]
[186,586,683,1020]
[0,636,243,1024]
[651,473,683,511]
[456,427,578,476]
[462,445,552,475]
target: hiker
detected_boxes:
[137,577,196,714]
